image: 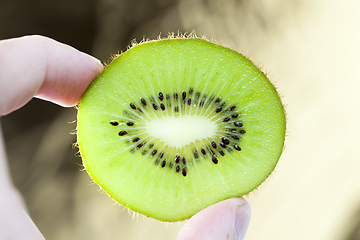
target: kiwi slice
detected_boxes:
[77,37,286,222]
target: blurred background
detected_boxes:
[1,0,360,239]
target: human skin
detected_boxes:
[0,35,251,240]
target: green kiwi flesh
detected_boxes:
[77,38,286,222]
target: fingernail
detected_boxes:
[235,198,251,240]
[91,56,104,73]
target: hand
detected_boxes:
[0,35,103,240]
[0,35,251,240]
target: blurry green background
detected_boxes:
[1,0,360,239]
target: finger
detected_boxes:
[0,35,103,116]
[176,198,251,240]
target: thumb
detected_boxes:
[176,197,251,240]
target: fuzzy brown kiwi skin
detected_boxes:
[77,32,287,222]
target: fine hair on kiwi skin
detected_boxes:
[76,32,286,222]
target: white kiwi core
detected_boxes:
[145,115,217,148]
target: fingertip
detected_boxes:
[0,35,103,115]
[176,198,251,240]
[35,38,104,106]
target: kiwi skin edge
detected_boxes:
[77,33,286,222]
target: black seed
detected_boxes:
[141,98,147,106]
[160,103,165,111]
[210,149,215,155]
[159,153,164,158]
[239,130,246,134]
[182,158,186,165]
[189,88,193,95]
[234,122,243,127]
[130,103,136,109]
[127,122,134,126]
[215,98,221,104]
[232,113,239,118]
[219,142,226,148]
[196,92,201,99]
[151,149,157,156]
[182,167,187,176]
[155,159,160,165]
[230,106,236,111]
[216,106,222,113]
[153,103,158,110]
[222,137,230,145]
[201,148,206,155]
[158,92,164,101]
[174,92,178,100]
[149,144,154,149]
[136,143,143,149]
[132,137,140,142]
[188,98,192,105]
[176,165,180,173]
[169,163,173,168]
[182,91,186,100]
[199,101,204,107]
[119,131,127,136]
[194,152,198,159]
[110,121,118,126]
[212,156,218,164]
[174,106,179,112]
[161,160,166,168]
[232,135,240,140]
[234,145,241,151]
[230,128,237,133]
[223,117,230,122]
[219,150,225,156]
[211,141,217,148]
[175,155,180,163]
[142,150,147,155]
